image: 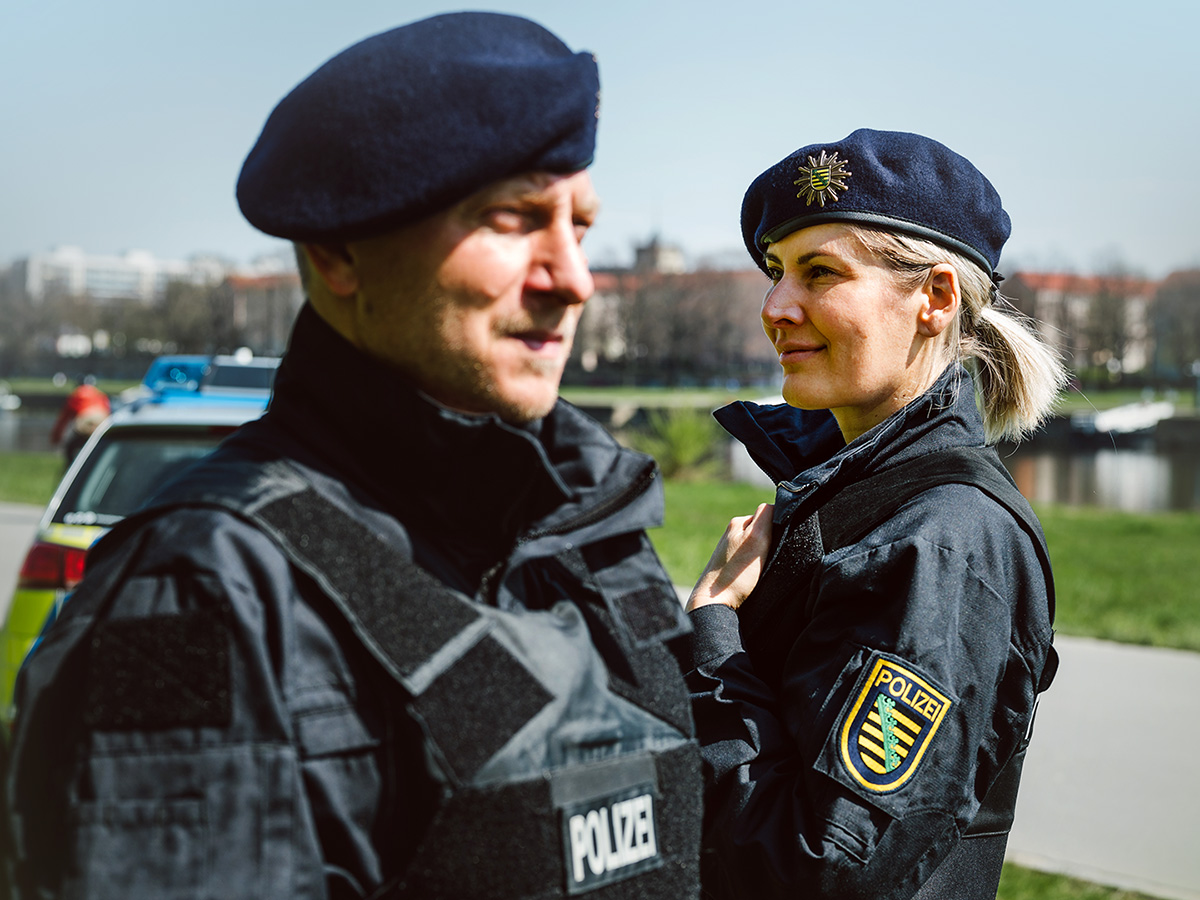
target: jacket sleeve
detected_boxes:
[4,509,395,900]
[687,488,1051,900]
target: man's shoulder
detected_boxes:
[88,501,292,593]
[141,433,329,523]
[103,444,407,585]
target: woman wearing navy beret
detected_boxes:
[686,129,1066,899]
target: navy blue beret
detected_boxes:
[237,12,600,242]
[741,129,1010,277]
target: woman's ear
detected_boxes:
[917,264,960,338]
[301,242,359,297]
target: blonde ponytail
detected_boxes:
[961,289,1069,443]
[849,226,1068,443]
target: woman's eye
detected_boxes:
[765,266,783,283]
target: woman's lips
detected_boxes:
[778,345,823,364]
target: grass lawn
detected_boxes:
[0,451,64,507]
[2,452,1197,652]
[1054,386,1198,415]
[1036,505,1200,651]
[658,480,1200,653]
[655,480,774,587]
[0,376,138,397]
[560,385,745,409]
[998,864,1160,900]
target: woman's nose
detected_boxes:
[761,281,804,328]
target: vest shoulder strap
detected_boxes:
[818,447,1050,610]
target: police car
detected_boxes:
[0,388,269,726]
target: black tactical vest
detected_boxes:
[154,458,702,900]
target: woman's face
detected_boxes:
[761,223,948,443]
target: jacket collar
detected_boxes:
[716,364,986,493]
[263,304,659,553]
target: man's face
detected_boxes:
[343,171,598,423]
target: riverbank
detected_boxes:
[2,445,1198,651]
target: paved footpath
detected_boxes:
[1008,634,1200,900]
[0,502,43,623]
[2,504,1195,897]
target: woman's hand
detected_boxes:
[686,503,774,612]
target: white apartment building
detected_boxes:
[11,246,230,303]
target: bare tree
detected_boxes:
[1084,271,1132,376]
[1152,269,1200,380]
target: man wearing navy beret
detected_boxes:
[5,13,703,899]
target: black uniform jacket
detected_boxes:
[6,305,691,900]
[687,365,1056,899]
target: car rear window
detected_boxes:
[203,365,278,390]
[54,428,235,526]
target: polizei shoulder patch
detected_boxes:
[838,654,952,793]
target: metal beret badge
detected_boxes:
[794,151,851,207]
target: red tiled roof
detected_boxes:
[1011,271,1158,297]
[592,268,765,294]
[225,273,301,290]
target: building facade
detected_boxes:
[11,246,229,303]
[1005,271,1159,375]
[216,272,304,357]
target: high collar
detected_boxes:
[716,364,987,493]
[261,304,658,557]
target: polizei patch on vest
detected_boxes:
[560,782,662,894]
[838,654,952,792]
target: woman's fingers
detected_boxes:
[686,503,774,612]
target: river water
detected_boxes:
[727,426,1200,513]
[1000,444,1200,513]
[0,412,60,454]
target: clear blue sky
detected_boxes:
[3,0,1197,277]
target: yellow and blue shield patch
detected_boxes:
[839,656,952,793]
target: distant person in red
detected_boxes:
[50,376,110,467]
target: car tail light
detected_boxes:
[16,542,88,591]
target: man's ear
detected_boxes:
[301,242,359,297]
[917,264,960,338]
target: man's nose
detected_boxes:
[532,222,594,304]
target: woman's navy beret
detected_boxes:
[741,129,1010,276]
[237,12,600,242]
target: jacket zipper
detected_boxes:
[477,463,659,606]
[520,462,658,543]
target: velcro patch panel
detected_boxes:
[414,633,553,782]
[256,490,482,682]
[83,610,231,730]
